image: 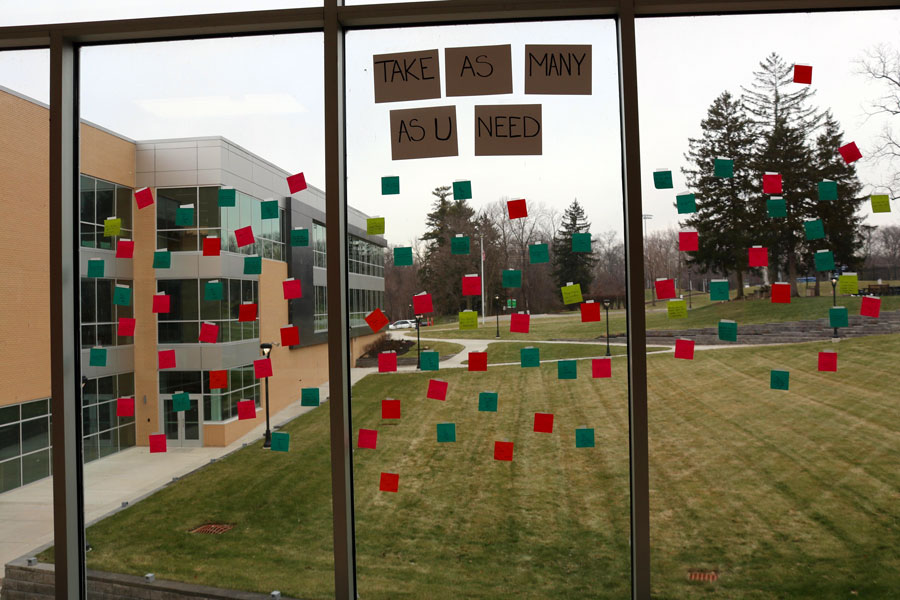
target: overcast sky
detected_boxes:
[1,6,898,247]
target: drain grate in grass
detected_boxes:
[687,570,718,582]
[189,523,234,535]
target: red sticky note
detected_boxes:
[116,397,134,417]
[674,339,694,360]
[655,278,675,300]
[494,441,514,461]
[533,412,554,433]
[283,278,302,300]
[763,173,783,194]
[462,275,481,296]
[679,231,698,252]
[199,322,218,343]
[134,187,154,209]
[202,236,221,256]
[468,352,488,371]
[426,379,448,401]
[116,239,134,259]
[239,303,258,322]
[379,472,399,492]
[287,172,307,194]
[235,225,255,248]
[507,198,528,219]
[358,428,378,449]
[510,312,530,333]
[771,282,791,304]
[860,295,881,318]
[794,64,812,84]
[839,142,862,164]
[413,293,433,315]
[254,357,273,379]
[280,325,299,347]
[818,351,837,372]
[378,352,397,373]
[382,399,401,419]
[592,357,612,378]
[209,369,228,389]
[148,433,167,453]
[365,308,389,333]
[580,302,601,322]
[748,246,768,268]
[152,293,170,314]
[118,317,136,337]
[237,399,256,420]
[158,349,176,369]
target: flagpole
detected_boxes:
[480,233,485,325]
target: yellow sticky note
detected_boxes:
[560,283,583,305]
[667,299,687,319]
[838,273,858,295]
[104,217,122,237]
[871,194,891,213]
[367,217,385,235]
[459,310,478,330]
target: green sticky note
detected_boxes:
[561,283,583,305]
[244,255,262,275]
[529,243,549,264]
[804,219,825,241]
[175,205,194,227]
[451,236,470,255]
[394,246,413,266]
[558,360,577,380]
[818,180,838,201]
[261,200,279,220]
[709,279,729,302]
[770,370,790,391]
[520,347,540,368]
[459,311,478,330]
[301,387,320,407]
[420,351,439,371]
[113,285,132,307]
[173,392,190,412]
[667,299,687,319]
[478,392,498,412]
[381,176,400,195]
[815,250,834,272]
[653,169,673,189]
[714,158,733,178]
[767,197,786,218]
[871,194,891,213]
[502,269,522,288]
[87,258,105,278]
[290,228,309,247]
[153,250,171,269]
[367,217,385,235]
[575,428,595,448]
[436,422,456,443]
[572,233,591,253]
[204,280,223,301]
[829,306,848,328]
[718,319,737,342]
[103,217,122,237]
[89,346,107,367]
[453,180,472,200]
[838,273,858,295]
[270,431,290,452]
[676,192,696,214]
[218,187,236,207]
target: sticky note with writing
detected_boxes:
[413,292,433,315]
[510,312,530,333]
[116,397,134,417]
[104,217,121,237]
[653,169,673,189]
[770,370,790,390]
[575,428,595,448]
[290,228,309,247]
[529,243,549,264]
[468,352,487,372]
[839,142,862,164]
[667,299,687,319]
[367,217,385,235]
[253,357,273,379]
[459,310,478,330]
[382,398,401,419]
[749,246,768,268]
[462,274,481,296]
[676,192,696,214]
[771,282,791,303]
[502,269,522,288]
[173,392,191,413]
[474,104,542,156]
[203,236,221,256]
[453,180,472,200]
[134,187,154,209]
[829,306,848,328]
[861,295,881,317]
[714,157,733,178]
[520,346,540,367]
[838,273,858,295]
[116,238,134,258]
[709,279,729,302]
[152,293,171,314]
[218,187,236,207]
[153,250,171,269]
[507,199,527,219]
[763,173,782,194]
[381,176,400,195]
[283,278,302,300]
[679,231,698,252]
[871,194,891,213]
[655,278,676,300]
[674,339,694,360]
[533,412,554,433]
[478,391,498,412]
[524,44,591,95]
[235,225,255,247]
[270,432,290,452]
[390,106,459,160]
[446,44,513,97]
[794,63,812,84]
[148,433,166,453]
[580,301,601,322]
[373,49,441,103]
[287,172,307,193]
[561,283,583,305]
[301,387,320,407]
[592,358,611,378]
[493,441,514,461]
[818,351,837,372]
[379,472,399,492]
[118,317,135,337]
[767,197,787,218]
[89,346,107,367]
[451,235,470,255]
[244,255,262,275]
[436,422,456,443]
[818,180,837,201]
[365,308,389,332]
[557,360,577,380]
[815,249,834,272]
[394,246,413,266]
[199,322,218,343]
[209,370,228,389]
[87,258,104,278]
[718,319,737,342]
[158,349,176,369]
[175,204,194,227]
[204,280,223,301]
[261,199,279,220]
[572,232,591,253]
[358,429,378,449]
[804,219,825,240]
[113,284,132,307]
[238,302,257,322]
[378,351,397,373]
[427,379,448,401]
[420,351,439,371]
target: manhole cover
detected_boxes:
[189,523,234,535]
[687,570,718,582]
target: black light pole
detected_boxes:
[415,315,421,369]
[603,299,611,356]
[260,343,273,448]
[494,295,500,338]
[408,303,412,321]
[831,275,838,339]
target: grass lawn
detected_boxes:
[404,340,464,358]
[56,335,899,599]
[465,341,667,365]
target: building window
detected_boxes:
[312,221,327,268]
[80,175,133,250]
[82,373,136,465]
[81,278,134,348]
[314,285,328,332]
[201,365,261,422]
[348,235,384,277]
[156,278,259,344]
[349,287,384,329]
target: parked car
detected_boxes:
[388,319,416,330]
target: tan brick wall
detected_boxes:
[80,124,135,188]
[132,189,158,445]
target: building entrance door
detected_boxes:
[162,394,203,447]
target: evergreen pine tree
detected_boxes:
[551,200,595,292]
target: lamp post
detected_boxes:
[494,295,500,338]
[602,299,611,356]
[408,303,412,321]
[415,315,421,369]
[830,274,838,339]
[260,343,273,448]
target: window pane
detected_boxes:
[82,405,99,436]
[21,399,48,419]
[96,279,113,323]
[83,434,99,464]
[0,423,20,461]
[198,186,220,228]
[116,185,133,229]
[118,424,135,449]
[21,417,49,454]
[0,405,18,426]
[81,278,96,324]
[0,458,21,493]
[157,228,199,252]
[157,187,197,230]
[157,279,199,322]
[80,175,95,222]
[118,372,134,397]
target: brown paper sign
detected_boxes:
[373,49,442,103]
[390,105,459,160]
[474,104,542,156]
[445,44,513,97]
[524,45,592,95]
